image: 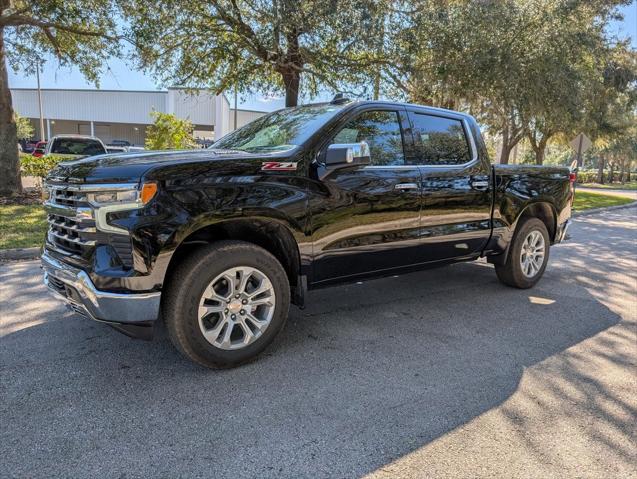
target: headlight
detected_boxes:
[88,190,138,205]
[87,182,157,207]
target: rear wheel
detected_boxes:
[495,217,550,289]
[163,241,290,368]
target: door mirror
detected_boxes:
[325,142,371,167]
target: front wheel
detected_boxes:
[495,217,550,289]
[163,241,290,369]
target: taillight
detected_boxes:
[569,172,577,183]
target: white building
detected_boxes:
[11,87,267,146]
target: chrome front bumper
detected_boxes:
[41,250,161,324]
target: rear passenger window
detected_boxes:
[410,113,471,166]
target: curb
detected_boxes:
[573,201,636,217]
[0,247,41,261]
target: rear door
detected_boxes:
[309,106,423,284]
[406,109,492,260]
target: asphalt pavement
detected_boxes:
[1,207,636,478]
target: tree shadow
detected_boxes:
[1,212,634,477]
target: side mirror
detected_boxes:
[325,142,371,167]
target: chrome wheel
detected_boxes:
[198,266,276,350]
[520,230,545,278]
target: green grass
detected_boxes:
[581,182,637,191]
[573,191,634,211]
[0,205,47,249]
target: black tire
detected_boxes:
[495,217,550,289]
[163,240,290,369]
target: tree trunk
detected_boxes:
[498,144,510,165]
[597,155,605,184]
[0,29,22,197]
[620,158,626,184]
[534,140,547,165]
[282,69,300,107]
[498,123,510,164]
[608,161,614,184]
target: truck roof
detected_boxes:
[291,99,474,121]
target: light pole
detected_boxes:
[233,86,238,131]
[36,60,45,141]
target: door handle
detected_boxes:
[394,183,419,191]
[470,180,489,190]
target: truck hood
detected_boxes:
[45,149,271,184]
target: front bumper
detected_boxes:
[41,250,161,330]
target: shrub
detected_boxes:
[20,154,67,187]
[145,110,197,150]
[15,112,34,140]
[576,170,598,184]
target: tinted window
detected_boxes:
[50,138,106,156]
[410,114,471,165]
[331,110,404,166]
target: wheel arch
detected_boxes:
[488,200,557,266]
[164,217,303,302]
[516,201,557,242]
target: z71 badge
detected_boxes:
[261,161,298,171]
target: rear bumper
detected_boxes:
[41,250,161,327]
[555,219,571,243]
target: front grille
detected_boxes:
[50,188,89,207]
[45,185,97,256]
[47,214,97,253]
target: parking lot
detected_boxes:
[1,207,636,478]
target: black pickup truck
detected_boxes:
[42,98,573,368]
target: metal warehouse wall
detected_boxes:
[229,109,267,127]
[12,89,168,125]
[169,89,216,126]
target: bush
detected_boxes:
[575,169,633,185]
[20,154,67,187]
[145,110,197,150]
[576,170,598,184]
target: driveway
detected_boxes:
[1,207,636,478]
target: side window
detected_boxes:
[410,113,471,166]
[331,110,405,166]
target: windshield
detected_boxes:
[213,104,345,153]
[50,138,105,156]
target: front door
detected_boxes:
[309,107,423,285]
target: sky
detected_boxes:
[8,1,637,112]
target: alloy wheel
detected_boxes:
[197,266,276,350]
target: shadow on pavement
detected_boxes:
[1,243,631,477]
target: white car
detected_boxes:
[45,135,107,158]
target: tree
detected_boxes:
[145,111,197,150]
[123,0,388,108]
[0,0,121,196]
[14,111,32,139]
[396,0,634,164]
